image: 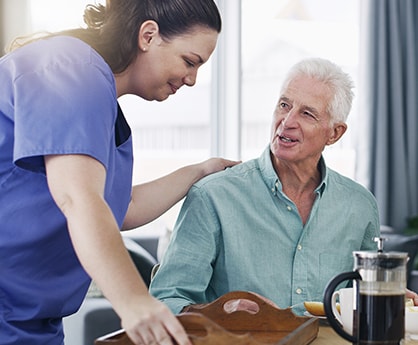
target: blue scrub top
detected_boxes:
[0,36,133,344]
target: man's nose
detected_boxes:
[281,109,296,128]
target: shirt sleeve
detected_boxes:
[13,55,116,173]
[149,185,219,314]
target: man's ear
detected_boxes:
[326,122,347,146]
[138,20,161,51]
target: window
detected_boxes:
[29,0,92,31]
[241,0,360,179]
[22,0,361,227]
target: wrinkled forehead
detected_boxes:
[281,76,333,108]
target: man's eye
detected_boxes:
[304,111,317,119]
[185,59,195,67]
[280,102,288,108]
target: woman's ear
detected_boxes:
[326,122,347,146]
[138,20,160,51]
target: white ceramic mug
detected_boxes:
[331,287,353,335]
[406,306,418,340]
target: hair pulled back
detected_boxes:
[74,0,221,73]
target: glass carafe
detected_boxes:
[324,243,408,345]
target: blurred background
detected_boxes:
[0,0,362,229]
[1,1,417,344]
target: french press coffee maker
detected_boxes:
[323,237,408,345]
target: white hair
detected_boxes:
[281,58,354,123]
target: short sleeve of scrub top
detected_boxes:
[12,37,117,172]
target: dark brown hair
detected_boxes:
[58,0,221,73]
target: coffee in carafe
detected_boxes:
[357,292,404,343]
[324,238,408,345]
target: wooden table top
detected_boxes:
[313,326,349,345]
[315,325,418,345]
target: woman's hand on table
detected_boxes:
[122,295,192,345]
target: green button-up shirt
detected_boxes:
[150,146,380,315]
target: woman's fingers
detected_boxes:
[123,297,192,345]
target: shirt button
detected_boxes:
[287,206,292,211]
[296,288,302,294]
[297,244,302,251]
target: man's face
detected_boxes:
[270,75,340,167]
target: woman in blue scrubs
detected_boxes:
[0,1,238,344]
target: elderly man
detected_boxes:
[150,58,380,316]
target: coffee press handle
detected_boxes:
[323,271,361,343]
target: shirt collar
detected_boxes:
[258,145,328,196]
[316,156,327,195]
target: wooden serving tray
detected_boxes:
[95,291,319,345]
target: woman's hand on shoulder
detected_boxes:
[198,157,241,177]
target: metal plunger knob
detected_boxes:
[374,236,388,253]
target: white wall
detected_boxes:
[0,0,31,54]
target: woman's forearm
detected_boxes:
[122,158,240,229]
[66,196,150,317]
